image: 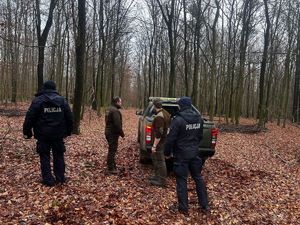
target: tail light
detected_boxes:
[211,128,218,148]
[145,125,152,145]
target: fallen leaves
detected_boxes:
[0,105,299,224]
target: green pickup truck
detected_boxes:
[136,97,218,163]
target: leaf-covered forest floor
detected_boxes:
[0,104,299,224]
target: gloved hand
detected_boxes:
[23,134,32,139]
[23,131,32,139]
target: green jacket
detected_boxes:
[151,108,171,142]
[105,104,124,137]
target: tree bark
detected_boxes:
[73,0,86,134]
[258,0,271,127]
[183,0,189,96]
[208,0,220,121]
[225,0,237,124]
[282,2,295,128]
[6,0,17,102]
[191,0,202,104]
[293,11,300,123]
[234,0,254,125]
[156,0,177,97]
[35,0,58,91]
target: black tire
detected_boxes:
[137,126,141,143]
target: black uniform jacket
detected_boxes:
[23,89,73,141]
[164,106,203,160]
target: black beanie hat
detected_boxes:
[43,80,56,90]
[178,96,192,108]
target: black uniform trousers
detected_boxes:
[173,156,208,212]
[37,140,66,185]
[105,134,119,170]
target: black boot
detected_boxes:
[150,178,166,187]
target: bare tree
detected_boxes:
[224,0,239,124]
[281,1,297,128]
[156,0,179,97]
[73,0,86,134]
[265,0,283,122]
[1,0,300,128]
[190,0,204,104]
[234,0,257,125]
[258,0,271,127]
[208,0,221,121]
[35,0,58,91]
[182,0,189,96]
[293,8,300,123]
[6,0,18,102]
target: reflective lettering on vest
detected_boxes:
[44,107,62,113]
[186,123,201,130]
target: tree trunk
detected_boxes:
[225,0,236,124]
[209,0,220,121]
[35,0,58,91]
[119,51,128,98]
[6,0,17,103]
[282,2,295,128]
[265,0,282,122]
[148,32,154,98]
[234,0,253,125]
[156,0,177,97]
[293,12,300,123]
[258,0,271,127]
[95,0,105,111]
[91,0,97,110]
[192,17,200,104]
[65,21,70,101]
[110,0,121,100]
[73,0,86,134]
[183,0,189,96]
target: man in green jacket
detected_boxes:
[105,96,125,174]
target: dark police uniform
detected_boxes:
[165,97,208,213]
[23,81,73,186]
[105,102,124,172]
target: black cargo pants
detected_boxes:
[173,156,208,212]
[37,140,66,186]
[105,134,119,171]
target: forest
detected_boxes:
[0,0,299,128]
[0,0,300,224]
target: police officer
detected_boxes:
[105,96,125,174]
[164,96,209,214]
[23,80,73,187]
[149,99,171,187]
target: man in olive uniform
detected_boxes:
[105,96,125,174]
[149,99,171,187]
[23,80,73,187]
